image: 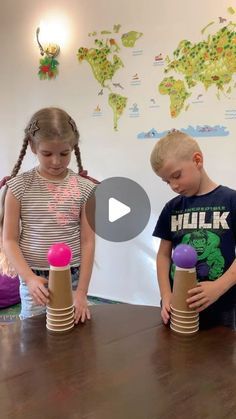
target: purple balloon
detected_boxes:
[172,244,197,268]
[47,243,72,267]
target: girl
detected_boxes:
[0,107,96,323]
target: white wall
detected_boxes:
[1,0,236,305]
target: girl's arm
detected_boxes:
[3,189,49,305]
[156,239,172,324]
[74,196,95,323]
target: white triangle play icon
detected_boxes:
[108,197,131,223]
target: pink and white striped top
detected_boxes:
[7,168,96,269]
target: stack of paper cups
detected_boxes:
[46,243,74,333]
[46,266,74,333]
[170,244,199,335]
[170,267,199,334]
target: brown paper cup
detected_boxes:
[171,313,199,325]
[170,320,199,331]
[170,305,197,316]
[46,312,74,322]
[47,318,74,328]
[46,308,74,319]
[47,266,73,310]
[171,267,197,312]
[170,323,198,335]
[46,305,74,314]
[46,323,74,333]
[170,309,199,320]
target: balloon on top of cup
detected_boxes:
[47,242,73,267]
[172,244,197,269]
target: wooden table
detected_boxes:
[1,304,236,419]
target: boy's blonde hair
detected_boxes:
[150,130,201,174]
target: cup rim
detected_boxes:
[46,323,74,332]
[46,304,74,312]
[171,317,199,325]
[171,312,199,320]
[46,313,74,322]
[46,309,74,316]
[171,320,199,329]
[170,304,196,314]
[46,319,74,328]
[170,324,199,334]
[46,308,74,317]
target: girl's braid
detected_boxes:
[74,143,83,174]
[11,137,29,178]
[73,143,99,184]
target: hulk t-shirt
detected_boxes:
[153,185,236,327]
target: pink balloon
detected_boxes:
[47,243,72,267]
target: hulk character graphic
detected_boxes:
[171,229,225,282]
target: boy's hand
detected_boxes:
[187,281,222,312]
[73,290,91,324]
[27,275,49,306]
[161,295,171,324]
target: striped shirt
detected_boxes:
[7,168,96,269]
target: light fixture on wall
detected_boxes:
[36,26,60,80]
[36,27,60,58]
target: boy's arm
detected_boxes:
[3,189,49,304]
[187,262,236,312]
[156,239,172,324]
[74,196,95,323]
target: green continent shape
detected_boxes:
[166,27,236,90]
[121,31,143,47]
[159,77,191,118]
[77,47,124,87]
[108,93,127,130]
[160,25,236,117]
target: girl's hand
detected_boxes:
[27,275,49,306]
[73,290,91,324]
[186,281,222,312]
[161,295,171,324]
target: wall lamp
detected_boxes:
[36,27,60,58]
[36,26,60,79]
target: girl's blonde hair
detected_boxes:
[150,130,201,174]
[0,107,84,276]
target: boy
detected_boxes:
[150,130,236,329]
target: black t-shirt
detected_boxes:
[153,185,236,328]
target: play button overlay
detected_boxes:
[87,177,151,242]
[109,198,131,222]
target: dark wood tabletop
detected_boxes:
[1,304,236,419]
